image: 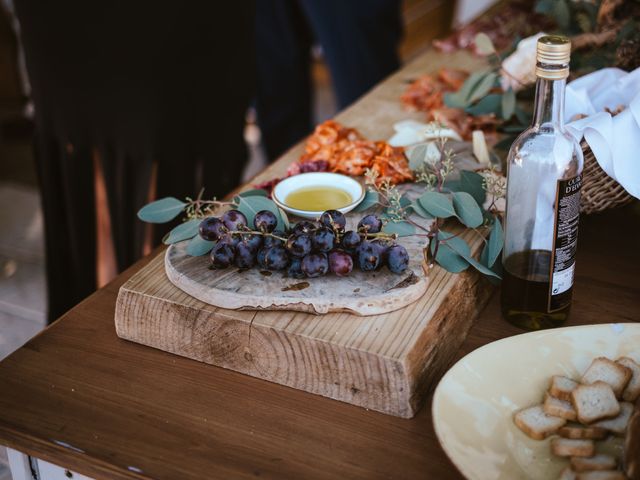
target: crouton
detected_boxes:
[582,357,632,399]
[572,382,620,424]
[514,404,566,440]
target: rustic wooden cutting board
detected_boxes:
[165,193,431,316]
[115,49,493,418]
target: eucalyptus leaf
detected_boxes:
[137,197,186,223]
[486,217,504,267]
[457,71,487,101]
[185,235,215,256]
[430,231,470,273]
[278,208,290,231]
[466,94,502,116]
[400,195,412,208]
[353,190,379,212]
[444,71,486,108]
[465,256,502,279]
[452,191,484,228]
[407,144,427,171]
[467,72,498,104]
[419,191,457,219]
[382,221,415,237]
[535,0,570,28]
[410,200,434,219]
[459,170,486,205]
[501,89,516,120]
[239,188,269,198]
[474,33,496,56]
[443,92,469,109]
[163,219,201,245]
[234,195,285,231]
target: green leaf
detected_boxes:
[430,231,470,273]
[467,72,498,104]
[466,256,502,279]
[457,170,486,206]
[535,0,569,28]
[234,195,286,231]
[382,221,415,237]
[444,71,487,108]
[163,219,200,245]
[474,33,495,56]
[418,192,457,219]
[410,200,434,219]
[407,144,427,171]
[501,89,516,120]
[278,208,290,231]
[137,197,186,223]
[452,192,484,228]
[466,94,502,116]
[443,92,469,109]
[239,188,269,197]
[185,235,215,256]
[353,190,379,212]
[486,217,504,267]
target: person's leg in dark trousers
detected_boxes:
[299,0,402,109]
[255,1,314,162]
[15,0,255,322]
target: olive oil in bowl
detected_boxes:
[285,186,352,211]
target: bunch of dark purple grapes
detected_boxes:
[199,209,409,278]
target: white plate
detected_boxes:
[432,323,640,480]
[272,172,365,219]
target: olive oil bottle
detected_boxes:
[501,36,584,330]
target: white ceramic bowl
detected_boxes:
[272,172,365,219]
[432,323,640,480]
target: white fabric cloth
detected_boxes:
[565,67,640,199]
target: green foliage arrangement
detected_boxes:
[138,126,505,281]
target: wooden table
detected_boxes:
[1,47,639,479]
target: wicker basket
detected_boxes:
[580,141,633,214]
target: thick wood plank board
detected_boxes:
[116,223,492,418]
[114,50,493,418]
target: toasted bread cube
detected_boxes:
[545,392,578,421]
[593,401,633,436]
[559,467,577,480]
[514,404,566,440]
[576,472,627,480]
[571,454,617,472]
[571,381,620,424]
[551,375,580,402]
[558,424,609,440]
[617,357,640,402]
[551,438,596,457]
[581,357,632,398]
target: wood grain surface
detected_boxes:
[0,44,638,480]
[117,223,490,418]
[0,204,637,480]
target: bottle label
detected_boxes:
[548,174,581,312]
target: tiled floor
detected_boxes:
[0,182,46,362]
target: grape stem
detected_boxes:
[227,230,288,242]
